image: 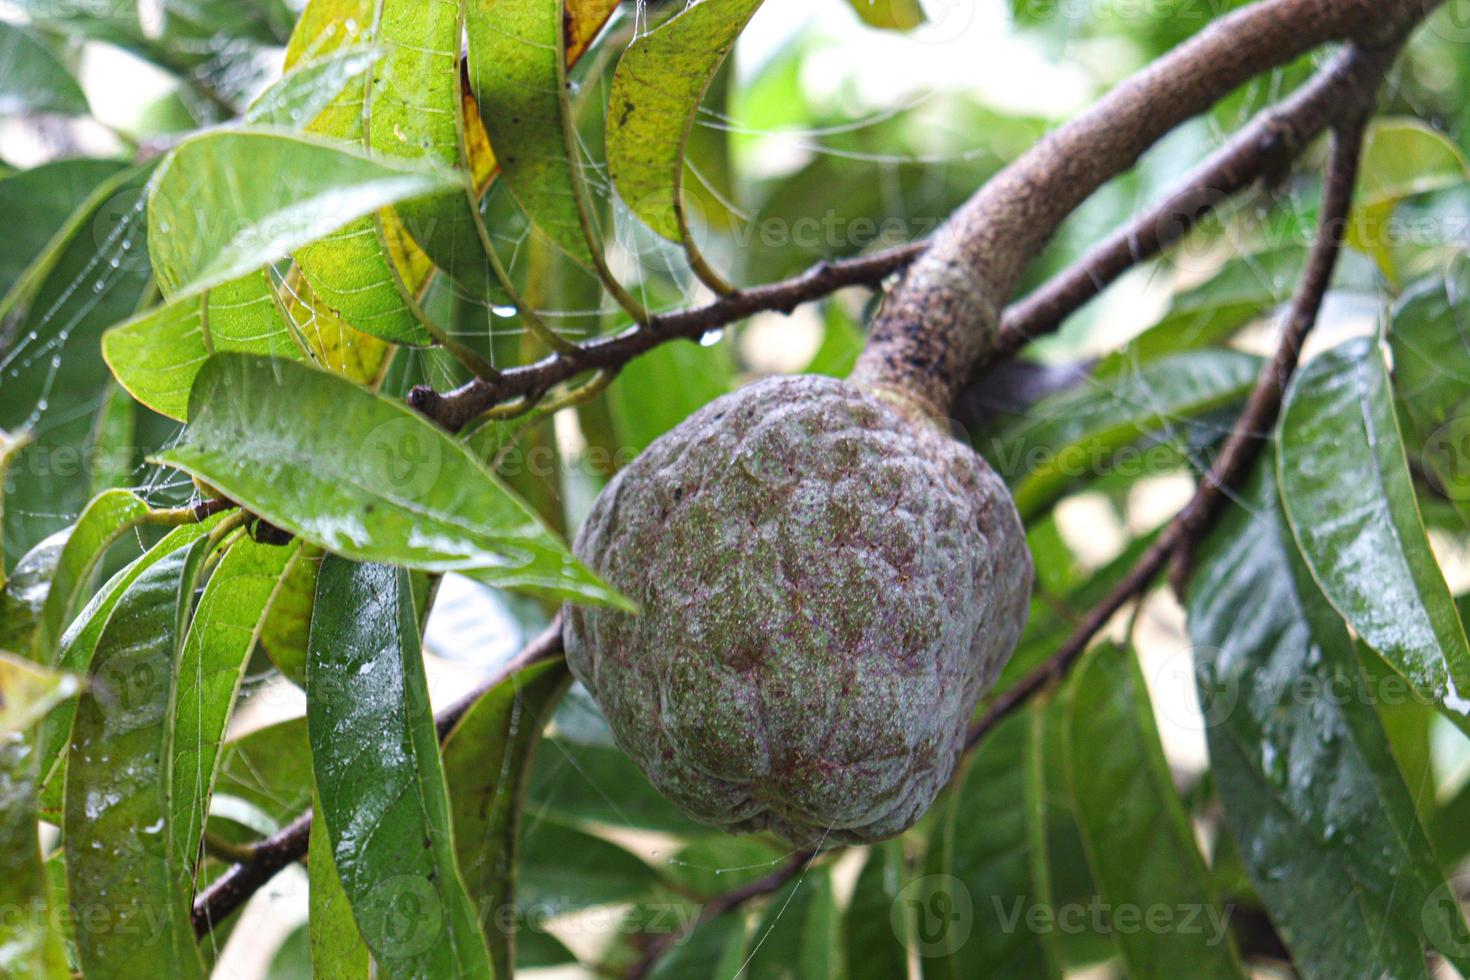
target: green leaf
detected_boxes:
[307,557,492,979]
[527,688,717,836]
[1063,644,1246,979]
[606,0,765,242]
[257,545,320,686]
[842,841,911,980]
[988,349,1259,520]
[32,488,153,666]
[308,791,371,978]
[743,866,841,979]
[1387,266,1470,525]
[1188,462,1470,977]
[518,818,662,915]
[243,46,383,128]
[0,158,125,311]
[210,716,313,831]
[844,0,925,29]
[157,353,627,608]
[925,707,1061,979]
[37,519,220,810]
[1277,337,1470,731]
[1349,119,1469,281]
[467,0,596,265]
[88,383,135,497]
[63,539,213,980]
[373,0,507,299]
[3,164,156,565]
[648,911,747,979]
[0,23,88,117]
[608,337,735,452]
[166,537,299,898]
[288,0,438,348]
[443,658,570,978]
[146,130,457,303]
[0,651,79,734]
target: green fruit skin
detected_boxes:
[564,375,1032,845]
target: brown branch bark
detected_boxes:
[190,618,564,935]
[854,0,1431,415]
[967,114,1368,752]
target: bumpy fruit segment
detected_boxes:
[564,374,1031,845]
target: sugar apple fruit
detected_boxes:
[563,374,1031,845]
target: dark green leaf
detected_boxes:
[158,354,625,607]
[63,539,213,980]
[1064,644,1246,979]
[1278,337,1470,731]
[986,350,1259,519]
[0,158,126,312]
[3,165,156,565]
[1387,266,1470,525]
[744,865,841,979]
[1188,462,1470,977]
[518,818,661,915]
[0,23,88,116]
[842,840,911,980]
[925,707,1061,979]
[307,557,492,978]
[443,657,570,977]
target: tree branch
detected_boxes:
[190,618,565,935]
[854,0,1430,414]
[411,24,1407,434]
[967,113,1368,752]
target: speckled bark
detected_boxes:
[564,376,1031,845]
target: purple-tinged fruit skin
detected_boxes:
[563,375,1032,845]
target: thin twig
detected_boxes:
[190,618,565,934]
[967,115,1368,753]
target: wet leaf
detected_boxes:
[63,539,213,980]
[924,707,1061,979]
[443,657,570,976]
[243,46,382,128]
[308,791,371,978]
[1188,463,1470,977]
[989,349,1259,519]
[1064,644,1246,979]
[146,130,457,304]
[158,353,626,608]
[307,558,492,978]
[1277,338,1470,732]
[607,0,766,242]
[166,537,299,897]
